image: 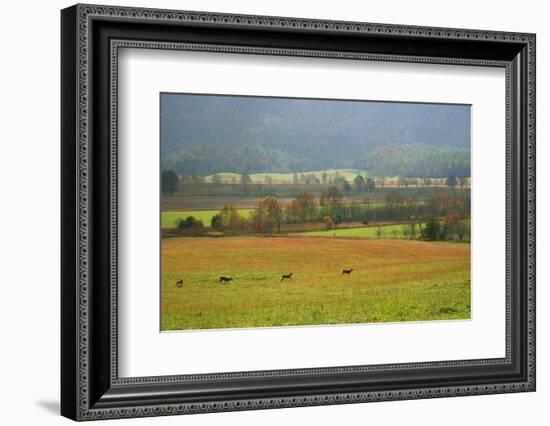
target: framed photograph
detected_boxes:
[61,4,536,421]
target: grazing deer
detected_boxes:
[219,276,233,284]
[342,268,354,275]
[281,272,293,282]
[176,279,184,288]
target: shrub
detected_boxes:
[210,214,223,230]
[177,216,204,235]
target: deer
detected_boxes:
[176,279,184,288]
[219,276,233,284]
[281,272,293,282]
[342,268,354,275]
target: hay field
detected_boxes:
[161,237,470,330]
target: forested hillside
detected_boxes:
[354,144,470,178]
[161,94,471,177]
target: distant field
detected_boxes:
[203,171,469,187]
[206,169,369,184]
[162,195,265,211]
[296,223,426,239]
[161,237,470,330]
[162,209,254,228]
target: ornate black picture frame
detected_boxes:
[61,4,536,421]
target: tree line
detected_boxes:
[176,187,470,241]
[162,169,469,197]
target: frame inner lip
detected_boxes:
[110,38,513,385]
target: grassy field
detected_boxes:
[162,209,254,228]
[296,223,425,239]
[161,237,470,330]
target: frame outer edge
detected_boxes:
[61,4,80,422]
[66,4,536,421]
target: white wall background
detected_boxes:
[0,0,546,424]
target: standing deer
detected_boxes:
[176,279,184,288]
[281,272,293,282]
[219,276,233,284]
[342,268,354,275]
